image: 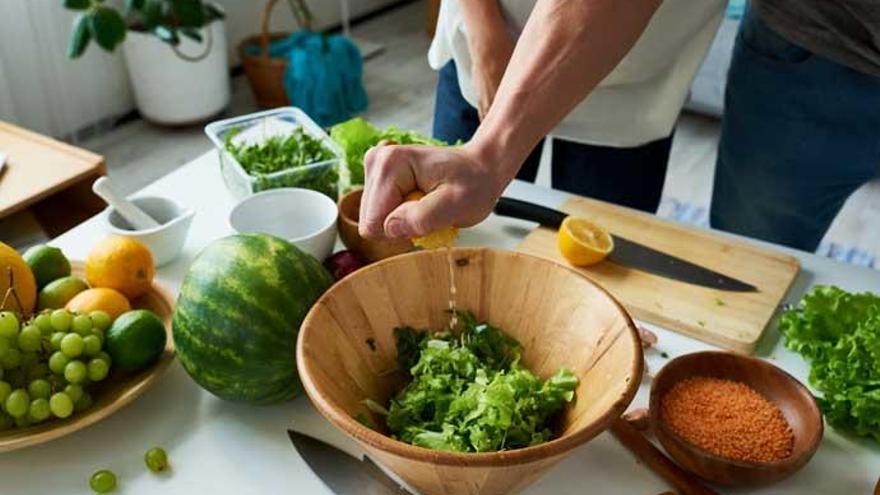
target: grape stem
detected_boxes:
[1,267,25,316]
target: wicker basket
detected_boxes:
[239,0,312,108]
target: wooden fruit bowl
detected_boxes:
[298,248,643,495]
[649,351,823,486]
[0,262,176,453]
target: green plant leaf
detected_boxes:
[153,25,180,45]
[64,0,92,10]
[172,0,205,27]
[180,28,203,43]
[67,13,92,58]
[89,6,127,51]
[141,0,162,29]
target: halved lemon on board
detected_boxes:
[404,191,459,249]
[557,217,614,266]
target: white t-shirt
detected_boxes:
[428,0,726,147]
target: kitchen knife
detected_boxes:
[494,197,757,292]
[288,430,412,495]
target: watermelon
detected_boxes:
[172,233,333,404]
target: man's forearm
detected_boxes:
[469,0,662,186]
[459,1,508,57]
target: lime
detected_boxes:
[38,277,88,311]
[105,310,166,372]
[23,245,71,290]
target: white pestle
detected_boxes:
[92,176,161,230]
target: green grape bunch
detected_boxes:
[0,308,113,428]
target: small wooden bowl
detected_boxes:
[337,189,414,261]
[298,248,644,495]
[649,351,823,486]
[0,262,176,453]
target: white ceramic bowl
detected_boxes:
[229,188,338,262]
[102,196,195,267]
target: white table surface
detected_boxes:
[2,150,879,495]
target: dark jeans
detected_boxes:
[712,9,880,252]
[432,61,673,213]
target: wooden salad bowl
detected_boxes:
[297,248,644,495]
[0,262,176,453]
[649,351,823,486]
[337,189,414,262]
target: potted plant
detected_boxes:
[63,0,231,125]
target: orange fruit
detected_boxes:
[66,288,131,320]
[404,191,459,249]
[557,217,614,266]
[85,236,155,299]
[0,241,37,315]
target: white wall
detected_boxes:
[0,0,399,138]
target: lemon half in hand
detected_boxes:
[557,217,614,266]
[404,191,459,249]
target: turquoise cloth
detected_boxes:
[249,30,368,127]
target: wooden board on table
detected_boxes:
[0,120,105,218]
[0,262,175,453]
[516,196,800,353]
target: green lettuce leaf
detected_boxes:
[780,285,880,440]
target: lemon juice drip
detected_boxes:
[446,246,458,330]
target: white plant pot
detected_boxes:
[122,21,230,125]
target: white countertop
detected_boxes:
[2,150,878,494]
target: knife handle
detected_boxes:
[494,197,567,229]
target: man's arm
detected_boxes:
[459,1,515,118]
[359,0,662,239]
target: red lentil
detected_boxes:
[660,376,793,463]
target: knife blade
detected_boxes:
[288,430,412,495]
[494,197,757,292]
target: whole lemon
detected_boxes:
[0,241,37,315]
[66,288,132,321]
[86,237,155,299]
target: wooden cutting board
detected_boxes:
[516,196,800,353]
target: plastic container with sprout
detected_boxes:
[204,107,342,200]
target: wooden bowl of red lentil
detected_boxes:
[649,351,823,487]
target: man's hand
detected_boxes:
[358,142,506,239]
[470,33,515,119]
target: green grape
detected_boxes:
[97,351,112,365]
[50,309,73,332]
[0,312,19,339]
[72,314,93,335]
[26,363,49,381]
[88,359,110,382]
[5,389,29,418]
[60,333,84,358]
[28,379,51,399]
[17,327,41,353]
[33,320,52,336]
[63,383,83,403]
[34,313,53,333]
[49,392,73,418]
[28,398,51,422]
[50,332,65,350]
[89,311,112,331]
[144,446,169,472]
[49,351,70,375]
[0,380,11,404]
[83,335,102,357]
[14,415,31,428]
[0,413,13,430]
[64,360,87,384]
[89,469,117,493]
[2,348,21,369]
[0,336,8,360]
[74,391,93,412]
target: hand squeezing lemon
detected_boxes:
[404,191,459,249]
[557,217,614,266]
